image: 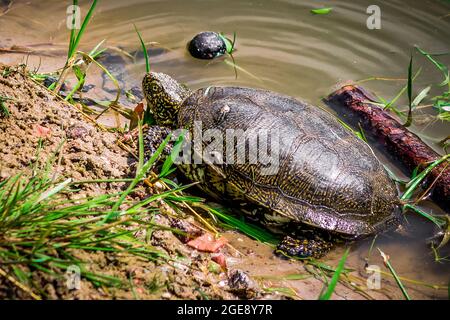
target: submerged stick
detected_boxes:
[325,84,449,211]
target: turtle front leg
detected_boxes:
[143,126,173,162]
[275,234,333,259]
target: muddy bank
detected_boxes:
[0,65,129,192]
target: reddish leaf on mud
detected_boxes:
[211,253,227,270]
[34,124,51,139]
[134,102,144,117]
[187,234,228,253]
[129,102,145,130]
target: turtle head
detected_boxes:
[142,72,189,127]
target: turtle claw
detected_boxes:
[275,235,332,259]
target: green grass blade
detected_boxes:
[0,97,10,117]
[311,7,333,14]
[224,59,256,81]
[230,32,237,52]
[206,206,278,245]
[336,118,367,142]
[137,119,144,173]
[416,46,450,87]
[159,132,185,178]
[88,39,106,58]
[68,0,98,59]
[127,183,195,212]
[404,54,413,127]
[106,133,172,220]
[68,0,79,59]
[218,33,239,78]
[318,248,349,300]
[407,55,413,106]
[36,178,72,204]
[384,68,421,112]
[412,86,431,107]
[218,33,236,54]
[403,204,446,227]
[378,248,411,300]
[76,51,121,106]
[64,73,85,101]
[401,154,449,201]
[134,24,150,73]
[134,23,155,124]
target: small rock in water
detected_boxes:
[188,31,226,60]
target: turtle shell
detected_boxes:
[176,86,401,237]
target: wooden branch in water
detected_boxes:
[325,84,449,211]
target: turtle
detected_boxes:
[142,72,402,258]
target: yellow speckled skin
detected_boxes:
[143,72,402,256]
[142,72,189,126]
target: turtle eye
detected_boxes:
[152,84,159,92]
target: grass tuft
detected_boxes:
[0,125,200,298]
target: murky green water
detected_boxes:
[1,0,449,299]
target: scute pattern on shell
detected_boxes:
[177,86,401,237]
